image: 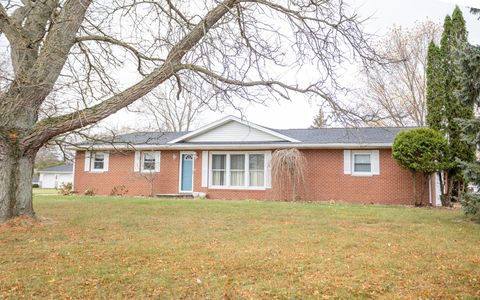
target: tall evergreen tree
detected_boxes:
[311,108,328,128]
[426,41,444,131]
[456,44,480,220]
[425,6,475,205]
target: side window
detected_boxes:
[353,154,371,173]
[93,153,105,170]
[345,150,379,176]
[142,152,156,171]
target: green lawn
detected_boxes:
[1,196,479,299]
[32,188,58,195]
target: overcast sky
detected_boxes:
[109,0,480,131]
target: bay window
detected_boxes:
[209,152,267,189]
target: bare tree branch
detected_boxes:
[23,0,240,149]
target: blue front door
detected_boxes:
[181,154,193,192]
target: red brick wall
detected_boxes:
[74,150,183,196]
[74,149,427,205]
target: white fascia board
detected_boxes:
[69,143,392,151]
[167,115,300,144]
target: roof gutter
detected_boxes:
[68,143,393,151]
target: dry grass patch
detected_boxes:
[1,196,479,299]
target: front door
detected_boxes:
[180,153,194,192]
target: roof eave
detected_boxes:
[69,142,393,151]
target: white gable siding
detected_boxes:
[187,121,285,143]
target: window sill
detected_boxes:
[208,185,266,191]
[351,172,373,177]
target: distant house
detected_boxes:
[32,174,40,187]
[38,164,74,188]
[71,115,442,205]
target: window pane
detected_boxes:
[230,155,245,170]
[354,164,371,172]
[249,171,264,186]
[249,154,264,171]
[354,154,371,172]
[143,153,155,171]
[230,155,245,186]
[231,171,245,186]
[212,170,225,185]
[354,154,370,164]
[249,154,264,186]
[93,153,104,170]
[212,154,226,170]
[212,154,226,186]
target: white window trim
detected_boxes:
[208,151,267,190]
[90,151,108,173]
[351,150,373,176]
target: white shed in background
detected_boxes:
[38,164,73,188]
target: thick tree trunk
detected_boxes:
[0,138,36,223]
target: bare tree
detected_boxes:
[137,170,158,197]
[139,82,206,132]
[339,21,442,127]
[34,146,64,170]
[0,0,377,223]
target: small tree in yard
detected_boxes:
[138,171,158,198]
[392,128,450,206]
[271,149,306,201]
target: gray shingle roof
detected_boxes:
[112,131,187,144]
[78,132,186,145]
[275,127,413,144]
[78,127,414,146]
[38,164,73,173]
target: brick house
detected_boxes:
[72,116,441,205]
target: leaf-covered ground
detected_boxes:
[1,196,479,299]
